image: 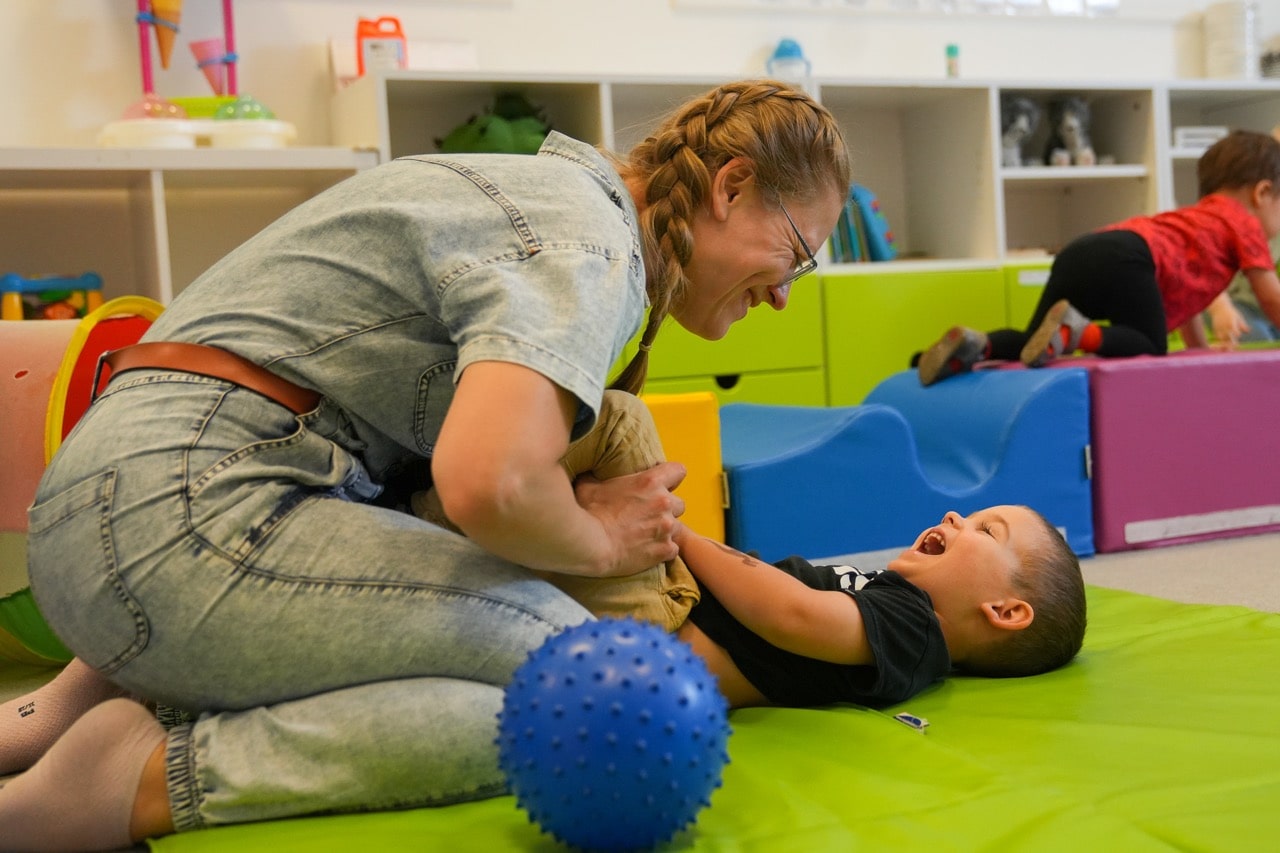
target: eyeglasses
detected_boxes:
[779,203,819,286]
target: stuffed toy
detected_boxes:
[436,92,551,155]
[1044,96,1096,167]
[1000,95,1040,168]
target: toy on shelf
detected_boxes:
[0,296,163,664]
[1000,95,1041,168]
[436,92,551,155]
[102,1,296,149]
[1,273,103,321]
[1044,96,1097,167]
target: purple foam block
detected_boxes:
[1089,349,1280,552]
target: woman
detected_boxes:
[0,79,849,850]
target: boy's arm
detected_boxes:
[1205,292,1249,348]
[1177,314,1209,349]
[1245,267,1280,330]
[675,527,874,665]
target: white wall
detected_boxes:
[4,0,1280,147]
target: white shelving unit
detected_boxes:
[0,147,378,305]
[1163,82,1280,209]
[993,84,1157,256]
[333,71,1280,265]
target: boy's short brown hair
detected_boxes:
[1198,129,1280,198]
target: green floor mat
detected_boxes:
[24,586,1272,851]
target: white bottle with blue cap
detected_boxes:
[766,38,813,90]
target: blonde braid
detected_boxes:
[609,80,850,395]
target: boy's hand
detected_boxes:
[1208,298,1249,349]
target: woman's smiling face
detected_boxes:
[673,161,842,341]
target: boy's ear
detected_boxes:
[981,598,1034,632]
[1253,179,1276,206]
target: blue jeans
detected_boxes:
[26,370,592,829]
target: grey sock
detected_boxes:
[0,658,129,776]
[0,698,166,852]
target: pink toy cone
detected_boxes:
[151,0,184,69]
[190,38,226,95]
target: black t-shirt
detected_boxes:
[688,556,950,708]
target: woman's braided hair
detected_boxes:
[608,79,851,394]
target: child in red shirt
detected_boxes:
[918,129,1280,385]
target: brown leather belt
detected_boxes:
[97,342,322,415]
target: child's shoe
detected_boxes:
[1021,299,1092,367]
[917,326,990,386]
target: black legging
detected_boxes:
[987,229,1169,360]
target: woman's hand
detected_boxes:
[572,463,687,575]
[434,360,684,578]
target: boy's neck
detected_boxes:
[1209,185,1260,212]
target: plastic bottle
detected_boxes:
[766,39,812,86]
[357,17,407,77]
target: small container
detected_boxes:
[766,38,812,85]
[946,44,960,78]
[357,17,408,76]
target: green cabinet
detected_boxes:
[626,261,1055,408]
[1004,259,1051,331]
[628,271,826,406]
[643,369,826,406]
[822,265,1007,406]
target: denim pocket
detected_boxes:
[26,469,149,673]
[412,360,457,455]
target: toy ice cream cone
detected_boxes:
[151,0,184,69]
[190,38,225,95]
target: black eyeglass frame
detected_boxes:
[779,203,819,286]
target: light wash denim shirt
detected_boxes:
[147,132,647,479]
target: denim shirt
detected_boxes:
[147,133,648,479]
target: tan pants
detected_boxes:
[411,390,700,631]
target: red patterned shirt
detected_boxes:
[1099,194,1273,330]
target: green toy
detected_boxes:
[436,92,551,155]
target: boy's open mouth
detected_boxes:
[918,530,946,555]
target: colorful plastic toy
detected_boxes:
[0,297,162,664]
[0,273,103,322]
[497,618,731,851]
[43,296,164,462]
[134,0,237,103]
[105,2,295,148]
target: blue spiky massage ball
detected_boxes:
[497,617,731,851]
